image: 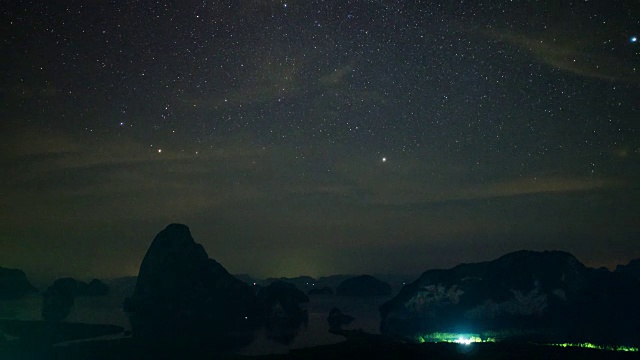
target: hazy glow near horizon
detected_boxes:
[2,0,638,279]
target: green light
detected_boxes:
[547,343,639,352]
[416,333,637,352]
[416,332,495,344]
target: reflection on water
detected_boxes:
[0,284,390,355]
[239,295,389,355]
[0,282,133,331]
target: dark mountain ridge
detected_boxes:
[380,250,640,347]
[0,267,37,299]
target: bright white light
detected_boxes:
[158,149,162,153]
[631,36,638,43]
[455,337,472,345]
[382,157,387,162]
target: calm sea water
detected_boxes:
[239,294,389,355]
[0,286,390,355]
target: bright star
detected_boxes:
[382,157,387,162]
[631,36,638,43]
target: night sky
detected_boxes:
[1,0,638,281]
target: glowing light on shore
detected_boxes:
[416,333,492,344]
[549,343,638,352]
[454,337,473,345]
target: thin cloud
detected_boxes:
[486,29,640,84]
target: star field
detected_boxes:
[1,0,638,280]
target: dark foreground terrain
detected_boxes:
[3,232,639,360]
[2,330,638,360]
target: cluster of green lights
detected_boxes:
[416,333,638,353]
[416,332,496,345]
[548,343,639,352]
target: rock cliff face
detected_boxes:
[41,278,110,321]
[42,278,78,322]
[327,307,354,331]
[124,224,261,340]
[82,279,109,296]
[258,281,308,319]
[308,286,334,295]
[380,250,640,347]
[0,267,36,299]
[336,275,392,297]
[257,281,309,344]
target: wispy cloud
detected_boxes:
[0,128,274,223]
[0,127,633,233]
[486,29,640,84]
